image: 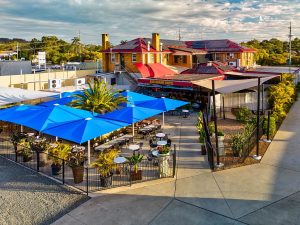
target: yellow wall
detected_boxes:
[213,52,255,67]
[169,55,192,68]
[0,69,95,90]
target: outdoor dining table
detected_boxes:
[151,150,159,157]
[27,132,35,137]
[94,135,133,152]
[182,109,189,118]
[114,156,127,164]
[72,146,85,152]
[128,144,140,155]
[156,133,165,140]
[157,140,167,146]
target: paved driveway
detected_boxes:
[54,104,300,225]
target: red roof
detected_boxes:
[102,38,171,53]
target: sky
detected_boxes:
[0,0,300,45]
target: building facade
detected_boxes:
[101,33,256,74]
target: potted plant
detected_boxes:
[10,132,27,155]
[19,138,32,162]
[158,146,172,177]
[217,131,225,155]
[30,139,49,167]
[231,133,244,157]
[92,149,119,187]
[67,148,87,184]
[49,143,71,175]
[126,154,143,181]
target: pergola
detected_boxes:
[192,75,279,167]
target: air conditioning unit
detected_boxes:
[75,78,86,86]
[48,79,61,89]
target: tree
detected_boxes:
[69,80,127,114]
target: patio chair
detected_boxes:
[149,140,157,149]
[166,139,172,147]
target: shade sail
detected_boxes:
[119,91,157,106]
[192,76,278,94]
[100,105,163,124]
[0,87,56,106]
[42,117,129,144]
[15,104,96,131]
[136,97,188,112]
[0,104,45,125]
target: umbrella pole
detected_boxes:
[55,136,58,141]
[88,140,91,165]
[162,112,165,127]
[20,125,23,133]
[132,123,135,137]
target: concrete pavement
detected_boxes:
[53,103,300,225]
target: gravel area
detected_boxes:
[0,157,89,225]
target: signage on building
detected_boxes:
[38,52,46,68]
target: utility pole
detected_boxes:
[288,21,293,72]
[178,28,182,41]
[16,42,19,60]
[78,30,81,62]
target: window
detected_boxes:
[174,55,180,63]
[111,53,116,64]
[132,53,137,63]
[111,78,116,85]
[182,55,187,64]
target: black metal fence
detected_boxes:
[211,120,264,170]
[0,137,176,195]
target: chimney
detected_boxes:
[102,33,109,51]
[152,33,160,63]
[101,33,109,72]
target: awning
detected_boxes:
[191,76,278,94]
[0,87,56,106]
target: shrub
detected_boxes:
[268,73,296,121]
[263,115,276,136]
[236,107,252,123]
[231,133,244,157]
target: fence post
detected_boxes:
[86,167,89,195]
[129,164,132,186]
[173,144,176,178]
[62,159,65,184]
[267,110,271,141]
[37,151,40,172]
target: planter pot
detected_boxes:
[39,151,48,167]
[100,173,113,187]
[130,170,142,181]
[51,164,62,176]
[217,136,225,156]
[23,154,32,162]
[72,166,84,184]
[158,153,171,178]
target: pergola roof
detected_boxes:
[0,87,56,106]
[191,76,279,94]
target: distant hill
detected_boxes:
[0,38,28,43]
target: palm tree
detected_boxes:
[69,79,127,114]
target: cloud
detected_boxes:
[0,0,299,44]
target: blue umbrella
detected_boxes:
[118,90,157,106]
[39,96,75,107]
[137,97,188,111]
[136,97,188,126]
[0,104,45,125]
[19,104,96,131]
[52,90,84,99]
[100,104,163,136]
[42,117,129,163]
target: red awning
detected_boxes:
[147,63,177,78]
[134,63,154,78]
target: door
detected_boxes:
[120,54,125,69]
